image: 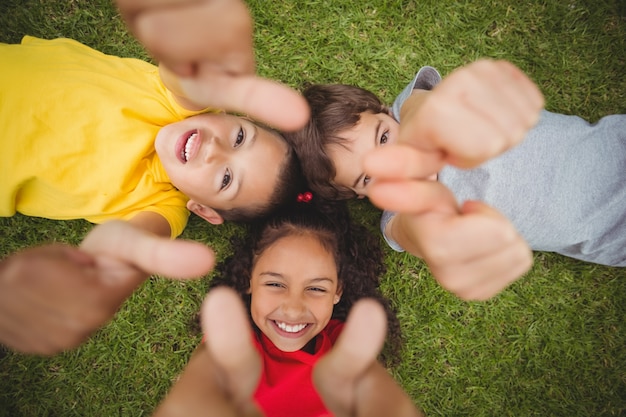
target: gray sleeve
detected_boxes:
[391,66,442,121]
[380,210,405,252]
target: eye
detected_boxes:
[220,168,232,190]
[234,127,245,147]
[363,175,371,187]
[265,282,285,289]
[380,131,389,145]
[307,286,328,293]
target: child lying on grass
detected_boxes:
[0,0,309,355]
[153,197,419,417]
[285,60,626,301]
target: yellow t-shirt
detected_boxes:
[0,36,210,237]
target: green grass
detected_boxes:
[1,0,625,416]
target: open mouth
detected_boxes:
[177,130,199,163]
[274,320,309,334]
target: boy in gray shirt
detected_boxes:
[285,60,625,300]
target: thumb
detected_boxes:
[368,178,459,216]
[330,299,387,369]
[364,142,445,181]
[201,287,262,413]
[179,74,310,132]
[80,220,215,279]
[313,299,387,416]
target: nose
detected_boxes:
[203,133,229,163]
[281,293,306,319]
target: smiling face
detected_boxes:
[249,233,342,352]
[155,113,289,218]
[326,111,400,198]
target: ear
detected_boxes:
[187,200,224,225]
[334,286,343,304]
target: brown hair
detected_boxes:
[283,83,388,200]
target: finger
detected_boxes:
[430,238,532,301]
[408,60,544,168]
[152,344,262,417]
[180,74,310,132]
[80,221,215,279]
[153,287,263,417]
[495,60,545,111]
[402,95,516,169]
[0,286,95,354]
[201,287,262,411]
[313,300,387,416]
[440,61,543,160]
[443,60,543,137]
[367,179,459,215]
[415,202,521,262]
[0,245,131,353]
[133,0,254,75]
[363,144,444,180]
[420,201,532,299]
[326,299,387,372]
[482,61,544,141]
[0,303,55,354]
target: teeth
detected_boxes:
[183,132,198,161]
[276,321,307,333]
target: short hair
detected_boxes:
[284,83,388,200]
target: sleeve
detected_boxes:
[380,210,405,253]
[137,205,190,238]
[381,66,443,252]
[391,66,442,121]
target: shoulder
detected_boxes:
[392,66,441,121]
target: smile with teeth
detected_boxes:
[182,131,198,162]
[275,321,308,333]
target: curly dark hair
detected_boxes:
[209,197,402,364]
[283,83,389,201]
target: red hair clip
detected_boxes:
[296,191,313,203]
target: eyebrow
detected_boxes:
[230,123,258,202]
[259,271,284,279]
[259,272,335,284]
[351,119,381,189]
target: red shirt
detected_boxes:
[253,319,345,417]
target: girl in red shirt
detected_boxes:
[208,196,403,417]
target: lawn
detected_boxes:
[0,0,625,416]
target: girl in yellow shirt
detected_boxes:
[0,36,305,239]
[0,0,310,356]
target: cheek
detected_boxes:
[388,124,400,145]
[249,292,273,328]
[248,294,263,327]
[154,127,170,158]
[312,298,336,325]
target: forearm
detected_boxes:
[116,0,202,26]
[0,244,102,355]
[356,362,424,417]
[128,211,173,238]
